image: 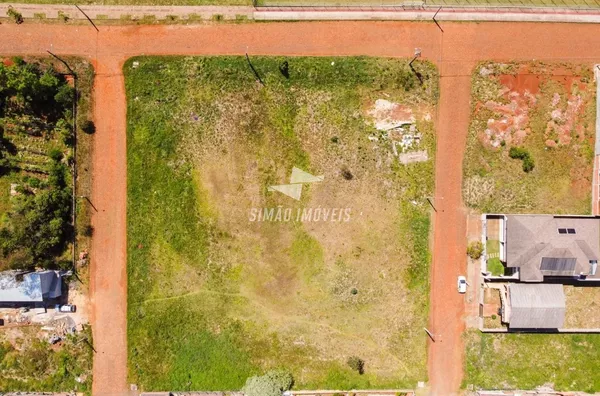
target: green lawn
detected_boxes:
[485,239,504,276]
[464,331,600,392]
[126,56,438,391]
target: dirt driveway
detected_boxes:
[2,20,600,395]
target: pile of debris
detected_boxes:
[367,99,428,165]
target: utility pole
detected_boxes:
[409,48,423,85]
[74,5,99,32]
[245,52,265,86]
[433,6,444,33]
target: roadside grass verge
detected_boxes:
[125,56,438,391]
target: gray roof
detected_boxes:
[506,215,600,282]
[0,271,62,303]
[509,283,565,329]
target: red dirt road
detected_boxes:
[429,74,472,395]
[88,57,128,396]
[3,21,600,395]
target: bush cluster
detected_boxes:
[242,370,294,396]
[467,241,484,260]
[347,355,365,374]
[509,146,535,172]
[0,59,75,270]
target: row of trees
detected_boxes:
[0,58,75,270]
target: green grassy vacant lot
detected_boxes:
[126,56,438,391]
[463,62,596,215]
[464,331,600,392]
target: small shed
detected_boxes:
[508,283,565,329]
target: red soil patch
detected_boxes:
[480,66,591,150]
[499,73,541,95]
[479,90,535,149]
[391,103,414,120]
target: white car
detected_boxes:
[55,304,76,313]
[457,276,467,294]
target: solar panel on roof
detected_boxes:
[540,257,577,274]
[558,228,567,234]
[567,228,576,234]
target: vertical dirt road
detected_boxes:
[428,71,473,395]
[89,56,128,396]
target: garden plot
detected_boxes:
[463,62,596,214]
[125,56,438,391]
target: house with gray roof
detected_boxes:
[0,270,63,304]
[501,215,600,282]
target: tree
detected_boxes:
[242,370,294,396]
[467,241,484,260]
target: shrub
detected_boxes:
[81,225,94,237]
[58,10,69,22]
[467,241,483,260]
[242,370,294,396]
[28,177,41,189]
[522,156,535,172]
[80,120,95,134]
[48,148,64,162]
[341,167,353,180]
[508,146,529,160]
[7,7,23,24]
[347,356,365,374]
[508,146,534,173]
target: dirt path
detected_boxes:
[89,56,128,396]
[3,21,600,395]
[428,72,472,395]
